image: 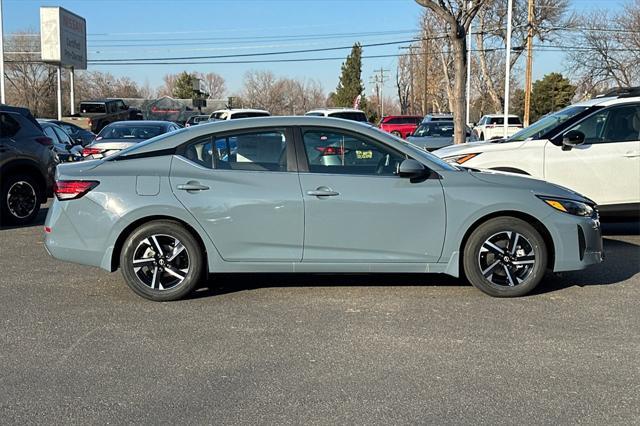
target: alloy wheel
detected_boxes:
[7,181,37,219]
[132,234,190,291]
[477,231,536,287]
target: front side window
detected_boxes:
[328,112,368,122]
[302,129,405,176]
[214,130,288,172]
[567,104,640,144]
[53,127,72,145]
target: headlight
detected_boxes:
[443,153,479,164]
[537,196,595,217]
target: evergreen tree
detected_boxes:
[530,73,576,122]
[172,72,195,99]
[333,43,366,109]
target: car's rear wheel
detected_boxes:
[463,217,547,297]
[0,174,41,226]
[479,132,485,140]
[120,220,204,301]
[391,130,402,138]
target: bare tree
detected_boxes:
[396,54,411,114]
[157,74,177,97]
[475,0,572,112]
[242,70,325,115]
[567,2,640,94]
[4,32,56,117]
[196,72,226,99]
[415,0,485,144]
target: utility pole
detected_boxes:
[466,19,472,126]
[423,39,429,115]
[523,0,535,127]
[503,0,513,138]
[370,67,389,118]
[0,0,5,104]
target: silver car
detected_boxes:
[44,117,603,301]
[82,120,181,159]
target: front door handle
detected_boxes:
[177,182,210,192]
[623,151,640,158]
[306,186,339,197]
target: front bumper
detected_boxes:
[551,213,603,272]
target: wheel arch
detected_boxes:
[0,159,47,200]
[458,210,555,275]
[110,215,209,273]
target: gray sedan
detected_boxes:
[44,116,603,301]
[407,121,477,151]
[82,120,180,159]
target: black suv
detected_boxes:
[0,106,58,225]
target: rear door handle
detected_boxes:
[306,186,339,197]
[177,182,210,191]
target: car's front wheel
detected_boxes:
[463,217,548,297]
[120,220,204,301]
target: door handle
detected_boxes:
[306,187,339,197]
[623,151,640,158]
[177,182,210,191]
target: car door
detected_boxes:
[544,103,640,207]
[296,127,446,263]
[170,127,304,262]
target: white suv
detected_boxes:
[473,114,523,140]
[434,89,640,218]
[209,109,270,120]
[305,108,368,122]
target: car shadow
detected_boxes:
[0,207,48,231]
[188,236,639,300]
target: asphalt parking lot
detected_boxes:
[1,207,639,424]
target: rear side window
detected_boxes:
[80,103,106,114]
[0,113,21,138]
[230,112,270,119]
[184,129,289,172]
[328,112,368,122]
[305,112,324,117]
[488,117,521,125]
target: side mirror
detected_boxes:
[398,159,430,182]
[562,130,585,151]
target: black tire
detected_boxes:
[120,220,204,301]
[391,131,402,137]
[0,174,41,225]
[463,217,548,297]
[479,132,484,141]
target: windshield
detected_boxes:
[97,125,166,140]
[329,112,368,122]
[413,122,454,137]
[508,106,588,141]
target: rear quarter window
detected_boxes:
[0,113,21,138]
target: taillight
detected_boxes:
[54,180,99,201]
[35,137,53,146]
[82,147,103,156]
[314,146,347,155]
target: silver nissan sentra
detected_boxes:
[44,116,603,301]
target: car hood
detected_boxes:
[432,139,527,158]
[467,168,592,203]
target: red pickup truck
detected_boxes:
[378,115,423,139]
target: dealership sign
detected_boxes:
[40,7,87,69]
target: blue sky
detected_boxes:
[3,0,625,98]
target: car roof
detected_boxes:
[306,108,366,114]
[211,108,270,114]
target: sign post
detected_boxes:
[40,7,86,118]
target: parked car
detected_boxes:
[473,114,523,140]
[305,108,368,122]
[62,99,142,133]
[1,106,57,225]
[82,120,181,160]
[378,115,422,138]
[209,109,271,120]
[434,88,640,218]
[185,115,211,127]
[422,113,453,122]
[38,120,83,162]
[45,116,603,301]
[40,119,95,146]
[406,121,475,151]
